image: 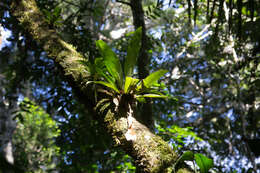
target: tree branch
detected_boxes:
[10,0,193,172]
[115,0,132,7]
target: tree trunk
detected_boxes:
[0,95,24,173]
[130,0,154,129]
[10,0,193,172]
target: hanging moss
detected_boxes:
[11,0,90,84]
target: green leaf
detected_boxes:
[136,97,146,103]
[124,76,140,93]
[150,14,157,19]
[143,69,168,88]
[148,6,152,13]
[95,98,110,111]
[94,57,119,89]
[53,6,62,17]
[136,93,167,98]
[99,102,111,113]
[178,151,194,163]
[94,58,111,77]
[94,81,120,93]
[96,40,123,88]
[124,27,142,76]
[137,88,165,95]
[194,153,213,173]
[95,66,115,84]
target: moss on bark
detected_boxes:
[10,0,194,172]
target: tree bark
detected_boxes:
[10,0,193,172]
[130,0,153,130]
[0,96,24,173]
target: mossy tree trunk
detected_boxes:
[10,0,193,172]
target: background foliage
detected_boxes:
[13,98,60,173]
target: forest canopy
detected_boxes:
[0,0,259,172]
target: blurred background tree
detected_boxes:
[13,98,60,173]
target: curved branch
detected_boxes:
[10,0,193,172]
